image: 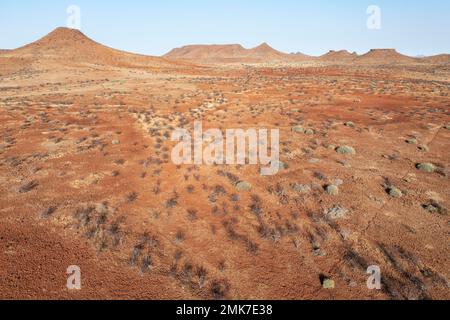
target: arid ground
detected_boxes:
[0,28,449,300]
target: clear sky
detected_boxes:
[1,0,449,57]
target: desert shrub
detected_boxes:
[74,206,95,227]
[127,192,138,203]
[268,183,289,204]
[141,255,153,273]
[195,266,208,289]
[153,181,161,195]
[210,279,230,300]
[187,209,198,221]
[214,185,227,196]
[313,171,327,181]
[245,238,259,255]
[181,262,194,283]
[130,246,142,266]
[114,159,125,165]
[174,249,183,262]
[343,250,368,271]
[41,206,57,219]
[218,260,226,272]
[422,200,448,215]
[175,230,185,243]
[19,180,39,193]
[249,195,263,217]
[165,195,178,208]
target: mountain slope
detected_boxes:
[164,43,308,63]
[319,50,358,62]
[357,49,417,64]
[3,27,186,70]
[422,54,450,64]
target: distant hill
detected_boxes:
[3,28,448,68]
[1,27,187,70]
[422,54,450,64]
[164,43,311,63]
[319,50,358,62]
[356,49,418,64]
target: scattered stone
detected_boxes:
[344,121,355,128]
[418,145,429,152]
[327,144,336,150]
[406,138,418,145]
[292,126,304,133]
[322,278,335,289]
[304,129,315,135]
[112,139,120,145]
[308,158,321,164]
[313,248,325,257]
[325,205,348,220]
[416,163,436,173]
[336,146,356,155]
[235,181,252,192]
[95,202,109,214]
[292,183,311,194]
[422,200,448,216]
[326,185,339,196]
[332,179,344,186]
[388,186,403,198]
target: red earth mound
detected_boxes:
[3,27,188,70]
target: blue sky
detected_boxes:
[1,0,449,56]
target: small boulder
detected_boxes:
[326,185,339,196]
[325,205,348,220]
[236,181,252,192]
[416,163,436,173]
[336,146,356,155]
[388,186,403,198]
[292,184,311,194]
[292,126,304,133]
[344,121,355,128]
[322,278,335,289]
